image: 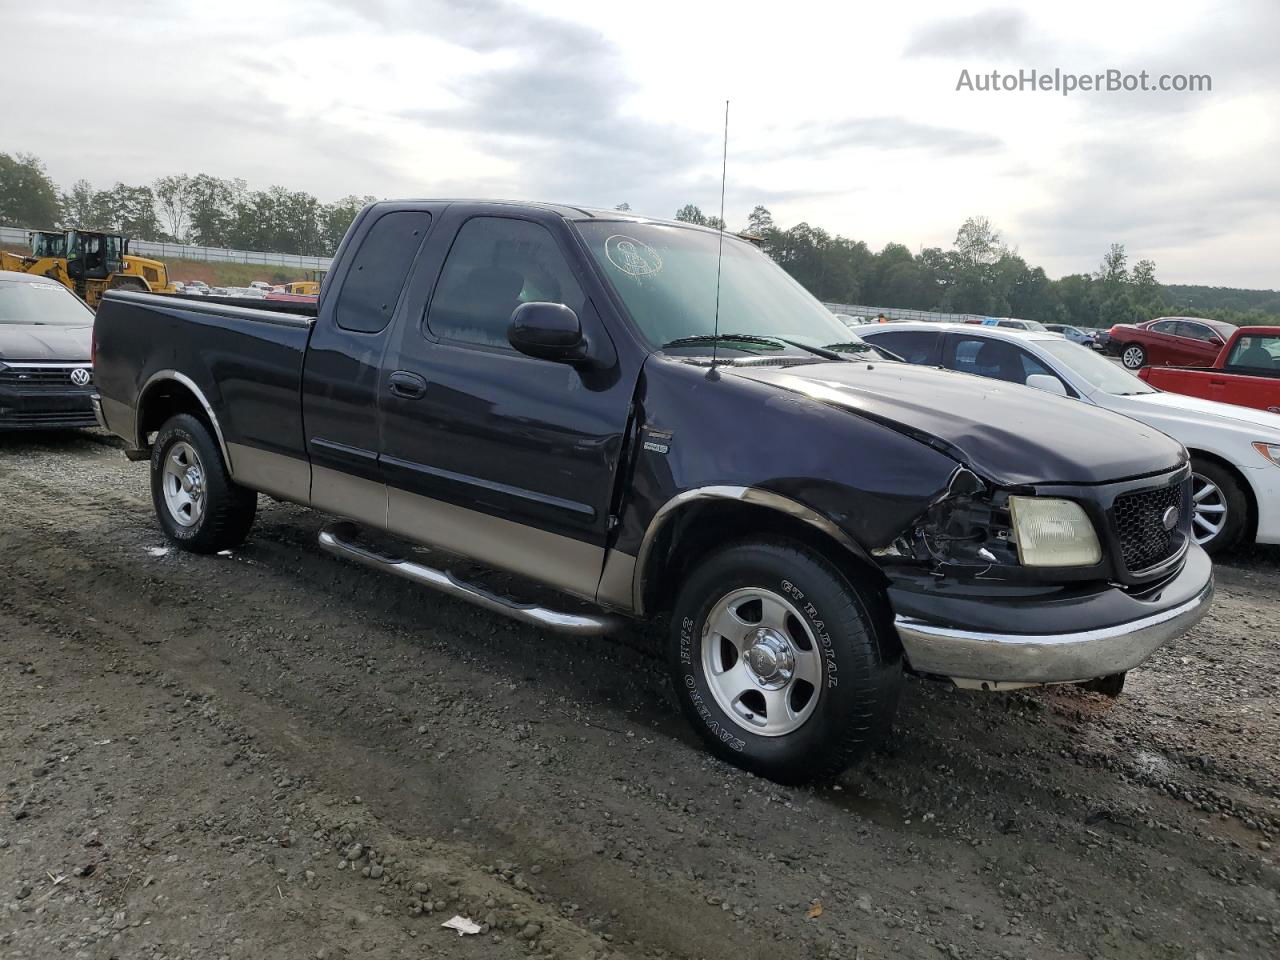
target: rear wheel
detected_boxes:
[669,539,902,784]
[1189,457,1247,555]
[1121,343,1146,369]
[151,414,256,553]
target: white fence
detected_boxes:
[0,225,332,270]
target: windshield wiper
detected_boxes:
[661,333,788,350]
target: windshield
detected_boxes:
[0,280,92,326]
[575,221,852,354]
[1038,337,1155,395]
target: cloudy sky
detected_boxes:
[6,0,1278,287]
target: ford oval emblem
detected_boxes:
[1161,505,1179,531]
[70,367,91,386]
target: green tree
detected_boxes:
[674,204,707,225]
[0,152,61,228]
[154,174,194,241]
[745,205,774,235]
[59,179,100,229]
[321,195,376,255]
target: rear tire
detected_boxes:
[669,539,902,784]
[1189,457,1247,555]
[1121,343,1146,369]
[151,413,256,553]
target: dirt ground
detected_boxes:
[2,431,1277,960]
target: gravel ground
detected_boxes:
[1,431,1277,960]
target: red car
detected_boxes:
[1107,316,1237,370]
[1139,326,1280,413]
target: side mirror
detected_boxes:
[1026,374,1068,397]
[508,302,587,364]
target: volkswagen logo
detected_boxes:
[69,367,91,386]
[1161,505,1179,531]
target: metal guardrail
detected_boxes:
[0,224,332,270]
[823,302,991,324]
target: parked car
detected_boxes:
[93,200,1213,782]
[1046,323,1097,348]
[852,322,1280,554]
[989,317,1048,332]
[1107,316,1238,370]
[0,271,97,431]
[249,281,272,291]
[1139,327,1280,415]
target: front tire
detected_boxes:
[669,539,902,784]
[1121,343,1146,369]
[151,413,256,553]
[1189,457,1247,555]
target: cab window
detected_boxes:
[1225,334,1280,373]
[425,217,585,350]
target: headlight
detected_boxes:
[1008,496,1101,567]
[1253,442,1280,468]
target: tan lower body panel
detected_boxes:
[388,486,605,602]
[597,548,638,611]
[227,443,312,504]
[312,465,388,529]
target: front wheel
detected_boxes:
[1190,458,1247,555]
[1121,343,1146,369]
[151,413,257,553]
[669,539,902,784]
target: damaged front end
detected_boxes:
[869,464,1214,691]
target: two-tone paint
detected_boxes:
[94,201,1211,686]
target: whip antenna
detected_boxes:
[709,99,729,376]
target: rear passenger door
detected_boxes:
[302,205,439,527]
[378,207,639,602]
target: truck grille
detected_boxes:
[0,364,93,387]
[1112,479,1187,572]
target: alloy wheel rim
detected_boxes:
[1123,346,1144,368]
[1190,472,1227,544]
[162,441,206,528]
[701,587,823,737]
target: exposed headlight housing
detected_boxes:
[1253,442,1280,468]
[1008,496,1101,567]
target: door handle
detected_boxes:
[388,371,427,399]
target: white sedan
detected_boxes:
[850,322,1280,554]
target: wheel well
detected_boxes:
[1187,448,1258,540]
[137,379,214,450]
[640,499,888,617]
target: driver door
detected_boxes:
[378,208,640,602]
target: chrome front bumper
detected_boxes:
[892,545,1214,686]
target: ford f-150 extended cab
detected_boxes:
[93,200,1214,783]
[1139,326,1280,415]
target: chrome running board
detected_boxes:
[318,522,623,636]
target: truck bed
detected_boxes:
[94,290,315,481]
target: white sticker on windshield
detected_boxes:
[604,235,662,277]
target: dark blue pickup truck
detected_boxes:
[93,200,1213,782]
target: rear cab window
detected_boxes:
[335,211,433,333]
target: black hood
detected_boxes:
[0,324,92,362]
[728,359,1185,486]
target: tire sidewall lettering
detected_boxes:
[782,577,838,688]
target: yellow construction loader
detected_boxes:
[0,229,174,307]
